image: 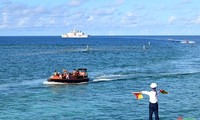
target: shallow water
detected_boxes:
[0,36,199,119]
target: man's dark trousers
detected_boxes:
[149,102,159,120]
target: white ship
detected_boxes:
[61,29,88,38]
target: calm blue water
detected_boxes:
[0,36,199,120]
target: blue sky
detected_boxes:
[0,0,200,36]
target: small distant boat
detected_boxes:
[61,29,89,38]
[47,68,89,84]
[180,40,195,44]
[168,38,173,40]
[84,45,89,52]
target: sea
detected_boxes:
[0,36,199,120]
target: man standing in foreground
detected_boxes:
[141,83,159,120]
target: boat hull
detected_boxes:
[47,78,89,83]
[180,40,195,44]
[61,35,88,38]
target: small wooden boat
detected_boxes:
[47,68,89,84]
[180,40,195,44]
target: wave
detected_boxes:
[16,45,152,57]
[91,70,200,83]
[16,47,90,57]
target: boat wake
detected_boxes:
[1,70,198,90]
[91,70,200,83]
[92,74,127,82]
[92,78,113,82]
[42,70,200,85]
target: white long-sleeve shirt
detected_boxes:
[141,90,159,103]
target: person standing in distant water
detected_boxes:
[141,83,160,120]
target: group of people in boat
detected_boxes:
[52,69,88,79]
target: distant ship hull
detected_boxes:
[61,34,88,38]
[61,29,89,38]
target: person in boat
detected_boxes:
[72,69,79,77]
[63,69,69,79]
[54,70,59,76]
[55,72,61,78]
[59,73,62,78]
[141,83,160,120]
[79,71,86,77]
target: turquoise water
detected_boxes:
[0,36,199,120]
